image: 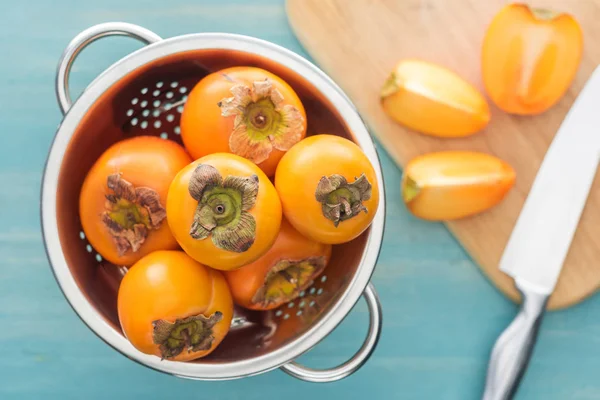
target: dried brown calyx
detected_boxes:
[315,174,372,227]
[218,78,305,164]
[252,256,327,308]
[152,311,223,359]
[102,173,166,256]
[188,164,259,252]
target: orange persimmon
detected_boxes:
[380,59,490,137]
[117,250,233,361]
[79,136,192,266]
[224,218,332,310]
[482,3,583,115]
[180,66,307,177]
[275,134,379,244]
[167,153,282,270]
[402,151,516,221]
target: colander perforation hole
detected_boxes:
[177,105,184,113]
[131,118,138,126]
[166,114,175,122]
[141,87,148,95]
[156,81,164,88]
[321,275,327,283]
[142,110,150,117]
[317,288,323,295]
[287,302,295,308]
[152,110,161,118]
[298,290,305,297]
[296,310,302,316]
[140,100,148,108]
[275,310,283,317]
[140,121,148,129]
[170,81,178,88]
[154,121,162,129]
[153,100,161,108]
[95,254,103,263]
[131,98,139,105]
[126,109,134,117]
[86,244,92,253]
[299,301,305,308]
[166,91,174,99]
[309,287,316,295]
[283,314,289,320]
[160,133,168,140]
[179,87,187,94]
[174,126,181,135]
[153,90,160,97]
[309,301,316,307]
[79,231,85,240]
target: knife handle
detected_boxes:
[482,280,549,400]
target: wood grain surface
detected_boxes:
[286,0,600,310]
[3,0,600,399]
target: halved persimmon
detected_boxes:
[402,151,516,220]
[482,3,583,115]
[180,66,307,177]
[224,218,332,310]
[167,153,282,270]
[275,134,379,244]
[117,250,233,361]
[79,136,192,266]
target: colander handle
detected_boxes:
[55,22,162,114]
[280,283,382,383]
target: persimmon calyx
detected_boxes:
[152,311,223,359]
[402,175,421,203]
[315,174,372,227]
[101,173,166,256]
[218,78,304,164]
[252,256,327,308]
[530,7,560,20]
[188,164,258,252]
[380,72,400,98]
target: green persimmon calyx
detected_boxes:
[102,173,166,256]
[188,164,258,252]
[315,173,372,227]
[402,175,421,203]
[152,311,223,359]
[218,79,304,164]
[252,256,327,308]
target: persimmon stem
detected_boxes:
[152,312,223,359]
[102,173,165,256]
[315,174,372,226]
[219,79,305,164]
[252,257,327,308]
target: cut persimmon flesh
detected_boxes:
[381,59,490,138]
[482,3,583,115]
[402,151,516,221]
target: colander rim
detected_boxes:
[41,31,386,380]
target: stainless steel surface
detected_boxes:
[43,23,386,381]
[498,66,600,294]
[280,283,382,382]
[482,281,548,400]
[482,66,600,399]
[55,22,162,115]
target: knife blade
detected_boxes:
[482,66,600,400]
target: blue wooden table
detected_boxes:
[2,0,600,398]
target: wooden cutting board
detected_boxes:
[286,0,600,310]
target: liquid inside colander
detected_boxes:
[56,49,370,363]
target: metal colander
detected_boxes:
[42,22,385,382]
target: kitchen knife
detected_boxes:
[481,66,600,400]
